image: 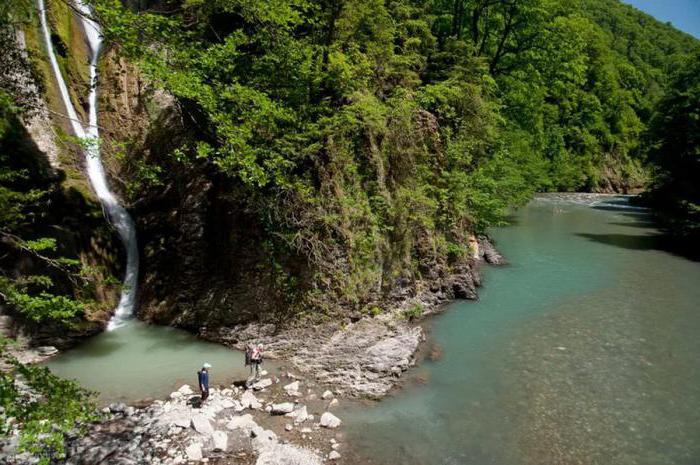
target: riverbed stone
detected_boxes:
[226,414,257,432]
[271,402,295,415]
[240,391,262,410]
[191,415,214,435]
[178,384,194,396]
[283,381,300,396]
[37,346,58,356]
[286,405,309,424]
[185,443,203,461]
[212,431,228,452]
[252,378,273,390]
[319,412,341,428]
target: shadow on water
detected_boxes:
[576,232,700,262]
[607,221,658,229]
[71,337,126,358]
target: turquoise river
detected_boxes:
[46,194,700,464]
[341,194,700,465]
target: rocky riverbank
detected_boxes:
[200,237,504,399]
[1,238,503,465]
[2,370,348,465]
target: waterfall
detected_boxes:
[38,0,139,330]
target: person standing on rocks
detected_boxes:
[198,363,211,402]
[250,344,263,380]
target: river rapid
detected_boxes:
[340,194,700,465]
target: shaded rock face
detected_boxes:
[95,48,306,330]
[0,105,120,355]
[133,171,304,328]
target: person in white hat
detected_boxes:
[198,363,211,402]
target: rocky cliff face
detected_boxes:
[94,48,499,336]
[0,0,122,353]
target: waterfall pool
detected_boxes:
[45,322,274,405]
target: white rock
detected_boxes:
[212,431,228,452]
[226,414,257,432]
[329,451,341,460]
[265,405,273,413]
[271,402,295,415]
[301,427,312,433]
[286,405,309,424]
[328,398,339,408]
[285,424,293,431]
[221,399,235,409]
[321,390,333,400]
[185,443,202,461]
[240,391,262,410]
[252,378,273,390]
[38,345,58,356]
[320,412,341,429]
[284,381,300,394]
[332,443,340,450]
[169,411,192,428]
[191,415,214,436]
[251,426,277,443]
[260,370,268,376]
[178,384,194,396]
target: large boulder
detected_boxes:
[319,412,341,429]
[191,415,214,436]
[212,431,228,452]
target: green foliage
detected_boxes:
[0,92,93,326]
[403,303,424,321]
[0,277,85,323]
[87,0,697,311]
[644,50,700,242]
[0,339,98,465]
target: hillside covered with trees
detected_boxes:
[86,0,698,321]
[1,0,699,461]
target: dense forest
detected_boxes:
[88,0,699,318]
[0,0,699,460]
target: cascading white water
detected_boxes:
[38,0,138,330]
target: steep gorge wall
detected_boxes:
[0,0,122,349]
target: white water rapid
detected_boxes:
[38,0,138,330]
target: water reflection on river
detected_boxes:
[341,194,700,465]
